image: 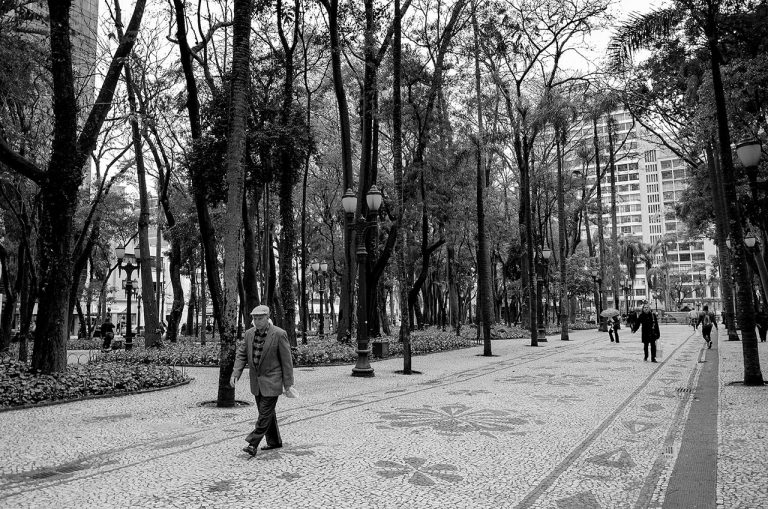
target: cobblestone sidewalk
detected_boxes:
[1,325,766,508]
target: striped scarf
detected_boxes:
[252,328,268,366]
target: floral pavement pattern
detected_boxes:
[375,403,529,438]
[375,457,463,486]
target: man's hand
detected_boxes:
[284,385,298,398]
[229,376,238,388]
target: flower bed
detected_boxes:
[91,328,479,367]
[0,359,189,410]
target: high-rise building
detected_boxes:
[566,110,719,312]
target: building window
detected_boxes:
[644,150,657,162]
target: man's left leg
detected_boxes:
[244,395,280,456]
[262,399,283,450]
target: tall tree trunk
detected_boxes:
[706,25,763,385]
[706,142,739,341]
[556,129,569,341]
[118,30,161,347]
[592,118,607,331]
[217,0,253,406]
[319,0,355,343]
[172,0,225,356]
[199,244,207,345]
[472,4,493,356]
[186,255,197,336]
[242,192,260,313]
[276,0,299,348]
[0,243,19,352]
[20,0,145,373]
[608,118,620,311]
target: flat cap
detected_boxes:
[250,305,270,316]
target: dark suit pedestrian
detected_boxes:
[631,304,659,362]
[231,305,294,457]
[697,305,717,349]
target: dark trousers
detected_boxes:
[643,340,657,361]
[702,325,713,342]
[101,332,114,350]
[609,329,619,342]
[246,395,282,447]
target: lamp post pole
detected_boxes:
[115,245,139,350]
[623,277,630,317]
[540,248,552,337]
[342,185,383,377]
[135,287,141,338]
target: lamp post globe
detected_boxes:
[736,139,762,168]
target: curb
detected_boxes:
[0,378,194,413]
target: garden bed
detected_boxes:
[0,359,190,410]
[92,327,481,367]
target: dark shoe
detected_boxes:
[615,340,620,343]
[242,445,258,457]
[261,444,282,451]
[708,341,712,349]
[651,359,658,363]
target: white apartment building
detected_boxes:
[569,110,719,312]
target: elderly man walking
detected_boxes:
[230,305,295,457]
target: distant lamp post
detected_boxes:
[310,259,328,340]
[540,247,552,336]
[115,244,140,350]
[622,275,631,316]
[590,268,603,327]
[342,184,383,377]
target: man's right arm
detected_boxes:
[231,334,249,386]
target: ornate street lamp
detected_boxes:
[590,268,603,327]
[310,259,328,340]
[342,184,383,377]
[622,275,631,316]
[115,244,140,350]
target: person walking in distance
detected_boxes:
[688,307,699,331]
[608,315,620,343]
[100,317,115,352]
[698,304,717,349]
[631,303,660,362]
[230,305,295,457]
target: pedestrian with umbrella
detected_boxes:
[601,308,621,343]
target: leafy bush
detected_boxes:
[87,327,479,367]
[97,342,219,366]
[0,359,189,409]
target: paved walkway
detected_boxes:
[1,325,767,508]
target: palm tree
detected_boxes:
[610,0,763,385]
[619,236,645,309]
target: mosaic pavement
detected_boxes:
[1,324,767,508]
